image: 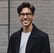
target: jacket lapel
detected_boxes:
[15,30,21,53]
[25,24,38,53]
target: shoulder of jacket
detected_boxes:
[9,30,20,40]
[36,28,48,38]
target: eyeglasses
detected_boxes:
[19,13,32,17]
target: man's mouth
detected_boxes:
[23,20,28,23]
[22,20,30,24]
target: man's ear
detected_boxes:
[32,13,38,21]
[32,14,35,20]
[17,14,21,20]
[17,13,20,16]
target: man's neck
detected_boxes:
[23,24,33,32]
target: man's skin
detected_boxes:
[18,7,34,32]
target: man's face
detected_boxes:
[18,8,34,27]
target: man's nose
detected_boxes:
[24,15,27,19]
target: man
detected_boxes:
[7,2,50,53]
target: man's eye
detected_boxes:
[27,13,32,15]
[20,13,25,15]
[22,13,25,15]
[20,13,32,16]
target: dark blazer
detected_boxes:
[7,24,50,53]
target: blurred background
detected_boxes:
[0,0,54,53]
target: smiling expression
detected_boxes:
[18,8,34,27]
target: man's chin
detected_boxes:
[23,24,29,27]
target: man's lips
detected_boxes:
[23,20,28,22]
[22,20,30,24]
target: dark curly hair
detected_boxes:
[17,2,35,15]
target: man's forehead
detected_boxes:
[21,8,32,13]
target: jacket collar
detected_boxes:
[20,23,38,33]
[19,23,38,37]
